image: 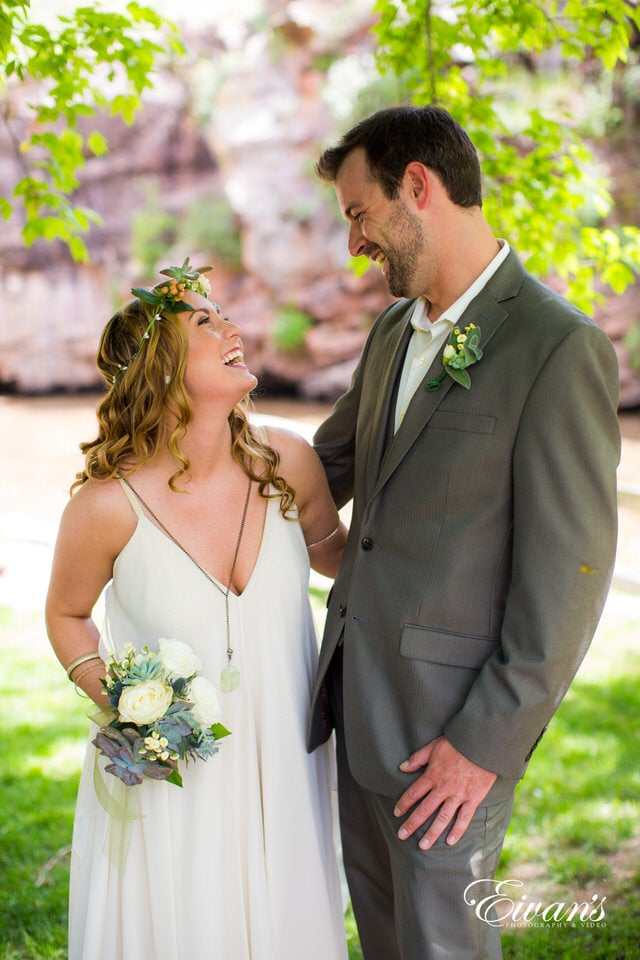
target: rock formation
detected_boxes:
[0,0,638,405]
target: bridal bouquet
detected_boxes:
[92,639,230,788]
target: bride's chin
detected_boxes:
[224,364,258,390]
[235,371,259,401]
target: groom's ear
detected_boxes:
[402,162,431,210]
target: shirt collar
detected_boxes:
[411,240,510,333]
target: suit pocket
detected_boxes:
[428,410,496,435]
[400,624,500,667]
[399,625,500,731]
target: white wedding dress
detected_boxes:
[68,480,347,960]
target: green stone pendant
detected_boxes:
[220,662,240,692]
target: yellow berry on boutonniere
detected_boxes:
[426,323,484,391]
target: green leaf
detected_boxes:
[87,130,109,156]
[349,255,372,278]
[466,326,482,350]
[162,301,196,314]
[166,768,184,788]
[461,345,477,366]
[211,722,232,740]
[22,219,41,246]
[110,92,140,124]
[131,287,161,304]
[446,367,471,389]
[68,235,89,262]
[601,261,635,295]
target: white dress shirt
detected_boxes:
[394,240,510,432]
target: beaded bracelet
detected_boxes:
[66,652,102,680]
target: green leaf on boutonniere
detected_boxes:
[465,324,482,355]
[425,323,483,391]
[447,367,471,389]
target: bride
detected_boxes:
[45,259,348,960]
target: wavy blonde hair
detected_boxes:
[73,297,296,515]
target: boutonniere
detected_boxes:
[426,323,483,391]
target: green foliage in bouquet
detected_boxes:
[94,640,230,789]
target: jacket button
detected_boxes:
[338,604,347,618]
[360,537,374,551]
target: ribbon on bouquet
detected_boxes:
[90,709,143,872]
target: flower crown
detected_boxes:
[112,258,213,383]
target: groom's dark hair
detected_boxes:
[315,105,482,208]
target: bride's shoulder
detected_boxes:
[258,424,328,505]
[258,424,316,467]
[64,476,132,527]
[53,476,137,563]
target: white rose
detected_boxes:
[158,638,202,679]
[194,274,211,298]
[188,676,221,727]
[118,680,173,725]
[443,344,457,361]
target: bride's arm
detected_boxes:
[45,480,134,705]
[264,426,348,579]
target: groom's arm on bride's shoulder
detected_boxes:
[264,425,348,579]
[45,479,136,705]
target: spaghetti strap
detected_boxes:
[118,476,145,517]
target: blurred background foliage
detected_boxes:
[0,0,185,259]
[2,1,640,400]
[130,187,244,278]
[2,0,640,307]
[373,0,640,310]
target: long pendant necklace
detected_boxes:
[122,475,252,693]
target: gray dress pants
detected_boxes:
[327,644,515,960]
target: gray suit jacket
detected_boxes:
[309,250,620,805]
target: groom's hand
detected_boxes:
[393,736,497,849]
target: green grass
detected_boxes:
[501,872,640,960]
[0,612,87,958]
[1,597,639,959]
[499,595,640,959]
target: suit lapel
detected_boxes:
[360,301,414,502]
[370,283,513,502]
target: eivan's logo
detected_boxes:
[464,879,607,928]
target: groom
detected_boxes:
[308,106,620,959]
